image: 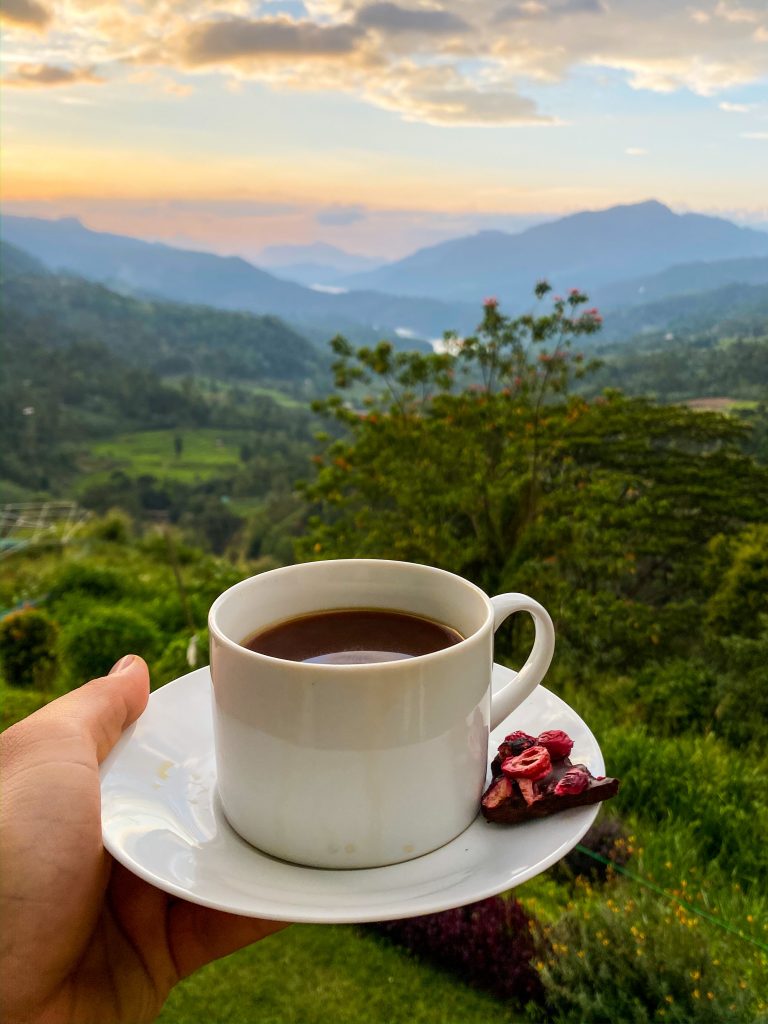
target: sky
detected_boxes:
[1,0,768,260]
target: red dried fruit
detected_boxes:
[537,729,574,761]
[554,767,590,796]
[498,730,537,759]
[501,745,552,781]
[517,778,544,806]
[481,775,514,810]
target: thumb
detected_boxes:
[45,654,150,763]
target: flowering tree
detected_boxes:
[299,286,768,669]
[299,284,601,588]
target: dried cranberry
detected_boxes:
[517,778,544,806]
[501,745,552,780]
[554,768,590,796]
[481,774,514,810]
[537,730,574,761]
[498,730,537,759]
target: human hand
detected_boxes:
[0,655,286,1024]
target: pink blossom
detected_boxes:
[483,296,499,308]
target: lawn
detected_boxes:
[76,429,249,489]
[158,923,523,1024]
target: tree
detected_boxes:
[299,287,768,669]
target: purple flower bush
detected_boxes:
[369,895,545,1005]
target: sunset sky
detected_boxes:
[2,0,767,259]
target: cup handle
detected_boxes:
[489,594,555,730]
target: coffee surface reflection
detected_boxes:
[243,608,463,665]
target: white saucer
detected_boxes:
[101,665,605,924]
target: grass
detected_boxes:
[76,429,249,489]
[157,924,523,1024]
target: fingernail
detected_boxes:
[109,655,136,675]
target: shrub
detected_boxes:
[61,605,160,682]
[0,609,59,690]
[370,896,544,1005]
[629,659,718,737]
[48,562,129,607]
[83,510,132,544]
[533,885,766,1023]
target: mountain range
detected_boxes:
[2,201,767,345]
[0,216,472,342]
[339,201,768,306]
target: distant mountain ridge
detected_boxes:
[598,255,768,310]
[4,202,767,345]
[341,201,768,306]
[259,242,381,287]
[598,280,768,343]
[0,215,474,341]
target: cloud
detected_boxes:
[0,0,50,29]
[625,147,647,155]
[316,204,368,225]
[2,64,103,88]
[742,131,768,138]
[183,17,365,64]
[589,55,759,96]
[720,100,752,111]
[355,3,469,35]
[496,0,606,20]
[714,2,761,24]
[3,0,768,128]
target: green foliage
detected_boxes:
[705,524,768,638]
[589,335,768,404]
[152,629,209,689]
[598,726,768,884]
[60,605,161,682]
[711,626,768,747]
[533,884,765,1024]
[0,609,59,690]
[47,562,130,608]
[0,683,50,731]
[82,509,133,543]
[623,660,717,737]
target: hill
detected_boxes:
[259,242,381,286]
[341,201,768,305]
[599,281,768,343]
[599,255,768,310]
[0,242,324,384]
[0,216,474,341]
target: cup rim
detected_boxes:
[208,558,494,672]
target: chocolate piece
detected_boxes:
[481,757,619,824]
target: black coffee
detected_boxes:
[244,608,463,664]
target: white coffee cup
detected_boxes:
[208,558,555,869]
